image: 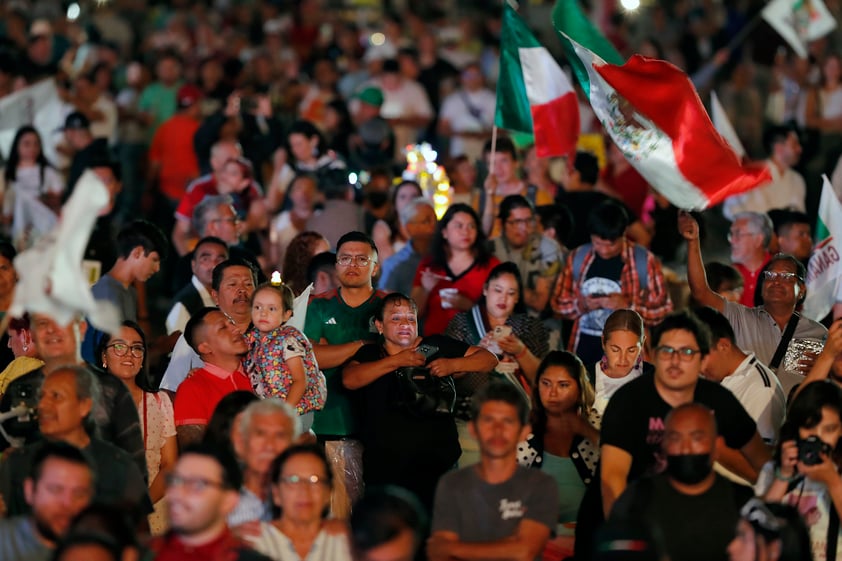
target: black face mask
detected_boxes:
[665,453,712,485]
[366,191,389,209]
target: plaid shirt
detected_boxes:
[551,242,673,348]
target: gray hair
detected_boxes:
[193,194,236,235]
[399,197,435,227]
[734,211,773,247]
[45,364,102,435]
[238,398,302,440]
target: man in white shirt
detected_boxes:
[438,63,496,161]
[373,59,433,158]
[166,236,229,334]
[694,306,785,445]
[724,125,806,220]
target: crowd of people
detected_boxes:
[2,0,842,560]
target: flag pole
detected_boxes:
[489,124,499,180]
[724,11,763,53]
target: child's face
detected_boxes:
[251,289,291,332]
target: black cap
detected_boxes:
[61,111,90,131]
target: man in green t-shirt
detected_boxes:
[304,231,386,517]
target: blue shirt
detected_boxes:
[377,241,422,295]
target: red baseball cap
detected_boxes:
[177,84,203,108]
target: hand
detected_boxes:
[578,293,602,312]
[254,94,272,117]
[427,534,456,561]
[498,334,526,357]
[272,147,288,171]
[778,440,798,479]
[420,269,442,292]
[449,293,473,312]
[824,320,842,359]
[798,453,842,487]
[225,92,241,117]
[798,351,820,376]
[484,172,498,197]
[230,520,262,540]
[428,358,456,377]
[394,347,426,369]
[677,210,700,241]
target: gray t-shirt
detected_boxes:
[723,301,827,395]
[432,465,558,545]
[0,517,51,561]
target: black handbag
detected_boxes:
[394,366,456,417]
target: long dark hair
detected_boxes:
[95,320,155,392]
[430,203,491,269]
[4,125,51,185]
[529,351,594,441]
[779,381,842,465]
[482,262,527,315]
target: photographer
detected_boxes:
[342,292,496,512]
[760,381,842,560]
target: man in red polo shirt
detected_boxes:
[174,306,253,447]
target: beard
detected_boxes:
[33,512,63,545]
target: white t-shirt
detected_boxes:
[720,353,786,444]
[723,159,806,220]
[593,360,644,416]
[439,88,496,159]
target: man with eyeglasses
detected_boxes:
[304,231,387,517]
[725,211,773,308]
[490,195,563,317]
[600,311,768,519]
[680,211,826,395]
[151,443,271,561]
[378,197,437,295]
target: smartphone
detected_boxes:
[493,325,513,340]
[416,344,439,359]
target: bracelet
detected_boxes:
[774,466,799,483]
[515,346,528,359]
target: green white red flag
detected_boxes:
[762,0,837,58]
[495,2,579,158]
[552,0,770,210]
[803,175,842,321]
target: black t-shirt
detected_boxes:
[611,474,753,561]
[575,254,625,363]
[600,372,757,482]
[351,334,465,463]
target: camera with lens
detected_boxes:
[798,435,832,465]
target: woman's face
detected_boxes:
[273,453,331,524]
[289,133,318,162]
[798,406,842,450]
[102,325,145,382]
[376,300,418,348]
[602,329,643,376]
[394,184,422,214]
[727,520,757,561]
[289,178,317,210]
[484,273,519,320]
[442,212,478,252]
[17,132,41,162]
[825,56,841,83]
[0,255,16,300]
[538,365,580,416]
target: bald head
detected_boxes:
[663,403,719,457]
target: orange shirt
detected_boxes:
[148,113,201,201]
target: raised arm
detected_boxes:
[678,211,725,311]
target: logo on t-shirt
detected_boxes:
[499,499,525,520]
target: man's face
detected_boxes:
[197,310,249,359]
[212,265,255,322]
[502,207,535,249]
[210,144,240,174]
[205,204,241,245]
[31,314,82,363]
[777,223,812,261]
[167,454,237,537]
[759,260,802,309]
[590,235,624,260]
[38,369,91,440]
[490,152,517,183]
[236,412,294,476]
[156,57,182,85]
[662,407,718,460]
[336,241,379,289]
[191,242,228,288]
[700,338,728,383]
[91,166,121,216]
[24,458,93,542]
[470,400,529,460]
[729,218,764,264]
[654,329,704,394]
[405,205,437,242]
[776,132,802,167]
[134,249,161,281]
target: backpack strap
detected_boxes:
[631,243,649,289]
[572,244,591,285]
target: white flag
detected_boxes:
[803,175,842,321]
[711,92,746,159]
[762,0,837,58]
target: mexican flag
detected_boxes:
[496,2,579,158]
[552,0,771,210]
[803,175,842,321]
[762,0,837,58]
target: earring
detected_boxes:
[21,345,28,352]
[102,362,107,368]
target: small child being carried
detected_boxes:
[245,282,326,431]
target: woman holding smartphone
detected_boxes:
[342,292,496,511]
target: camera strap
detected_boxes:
[769,312,800,370]
[828,496,840,560]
